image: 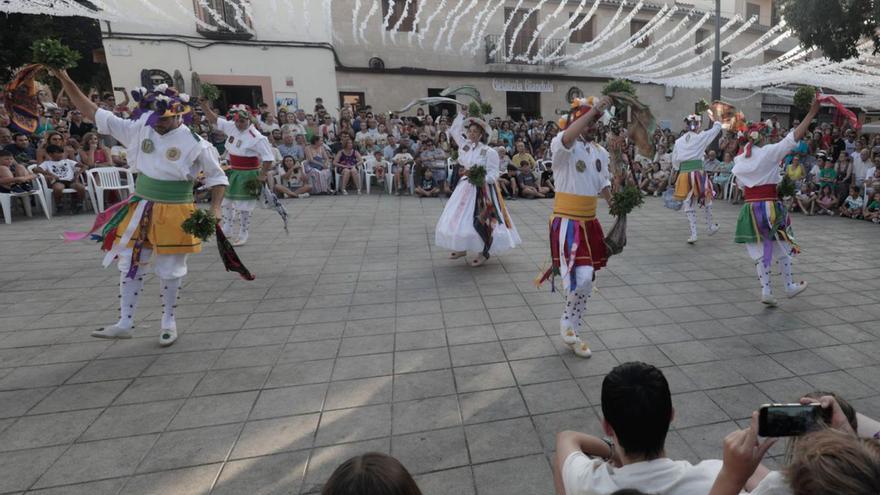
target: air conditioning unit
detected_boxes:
[664,85,675,100]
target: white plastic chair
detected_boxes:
[1,172,51,224]
[28,164,94,215]
[537,160,551,173]
[87,167,134,212]
[725,176,738,203]
[363,159,392,195]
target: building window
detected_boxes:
[695,29,707,55]
[630,20,650,48]
[382,0,419,32]
[569,13,594,43]
[339,92,366,112]
[746,2,761,22]
[194,0,253,39]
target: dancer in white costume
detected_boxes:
[536,96,613,358]
[732,97,818,306]
[200,102,274,246]
[435,109,521,266]
[670,112,721,244]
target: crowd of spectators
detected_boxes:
[3,85,879,229]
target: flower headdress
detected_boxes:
[557,96,597,131]
[129,84,192,128]
[684,114,701,132]
[226,104,257,124]
[739,122,770,158]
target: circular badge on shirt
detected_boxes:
[576,160,586,173]
[235,140,243,148]
[141,138,154,154]
[165,147,181,161]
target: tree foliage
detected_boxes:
[0,4,109,90]
[780,0,880,62]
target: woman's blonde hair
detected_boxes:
[786,429,880,495]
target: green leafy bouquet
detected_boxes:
[467,101,493,118]
[605,185,644,256]
[200,83,220,102]
[243,177,262,197]
[467,166,487,187]
[695,99,711,114]
[777,175,796,199]
[602,79,636,97]
[793,86,816,112]
[31,38,81,70]
[181,209,218,242]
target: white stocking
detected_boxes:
[238,210,252,240]
[756,261,772,297]
[116,272,145,330]
[160,277,182,330]
[221,204,235,235]
[561,266,594,337]
[777,253,797,291]
[685,209,698,238]
[705,203,715,228]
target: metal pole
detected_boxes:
[711,0,722,101]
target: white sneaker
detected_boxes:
[687,235,698,244]
[232,236,248,247]
[761,293,778,307]
[786,281,808,298]
[560,326,579,346]
[573,340,593,358]
[91,325,134,339]
[708,224,720,236]
[357,190,362,195]
[342,189,348,196]
[159,326,178,347]
[299,193,310,198]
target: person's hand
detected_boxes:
[258,174,268,183]
[800,395,856,435]
[707,108,716,123]
[810,94,821,114]
[595,97,613,113]
[717,413,776,488]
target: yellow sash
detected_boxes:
[552,192,598,221]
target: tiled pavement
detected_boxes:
[0,194,878,494]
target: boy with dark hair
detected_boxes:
[554,362,737,494]
[0,149,36,193]
[35,144,85,213]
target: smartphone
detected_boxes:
[758,403,826,437]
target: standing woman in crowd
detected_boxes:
[422,115,436,139]
[79,131,112,168]
[304,135,333,194]
[498,120,514,151]
[333,137,363,195]
[436,131,450,153]
[435,106,520,267]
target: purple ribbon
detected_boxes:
[752,202,774,268]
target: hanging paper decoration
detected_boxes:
[445,0,479,53]
[466,0,507,56]
[506,0,550,62]
[599,11,706,73]
[433,0,468,52]
[381,0,396,44]
[418,0,447,48]
[578,5,676,68]
[522,0,570,61]
[359,0,380,44]
[552,0,637,63]
[389,0,413,44]
[488,0,525,59]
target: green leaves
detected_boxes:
[200,83,220,102]
[778,175,797,199]
[609,185,644,217]
[181,209,218,242]
[780,0,878,62]
[243,177,262,197]
[466,166,487,188]
[31,38,81,70]
[601,79,636,98]
[793,86,816,112]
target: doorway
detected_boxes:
[215,85,263,114]
[427,88,458,120]
[339,92,366,112]
[506,92,540,121]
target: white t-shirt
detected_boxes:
[851,152,869,182]
[750,470,792,495]
[562,453,731,495]
[40,159,78,181]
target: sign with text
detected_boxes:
[492,79,554,93]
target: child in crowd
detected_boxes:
[0,149,36,194]
[414,168,437,197]
[795,182,817,216]
[35,144,85,214]
[817,185,837,215]
[839,185,863,218]
[367,149,390,190]
[499,163,519,200]
[272,155,312,199]
[392,147,414,196]
[517,161,549,198]
[863,191,880,223]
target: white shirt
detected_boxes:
[732,131,798,188]
[215,118,275,163]
[550,133,611,196]
[40,159,78,181]
[750,470,792,495]
[448,114,500,183]
[562,453,730,495]
[864,165,877,182]
[671,122,722,169]
[95,109,227,188]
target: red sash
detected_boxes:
[229,154,260,170]
[744,184,777,202]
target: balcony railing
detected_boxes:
[484,35,566,66]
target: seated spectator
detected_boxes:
[852,148,870,188]
[710,395,880,495]
[79,132,112,168]
[712,151,734,197]
[498,164,519,199]
[639,163,666,197]
[0,149,36,193]
[110,143,128,168]
[863,155,879,196]
[419,139,449,196]
[863,191,880,223]
[512,141,537,171]
[303,135,333,194]
[554,362,740,495]
[392,144,414,196]
[703,150,721,176]
[67,109,94,140]
[260,112,280,134]
[541,161,555,197]
[35,144,85,214]
[795,182,818,216]
[816,155,836,189]
[816,185,837,215]
[366,149,390,190]
[5,133,36,164]
[517,161,549,199]
[322,452,422,495]
[36,131,72,162]
[415,168,438,198]
[333,137,362,195]
[271,155,311,198]
[785,155,805,184]
[0,127,13,148]
[839,185,864,218]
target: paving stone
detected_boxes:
[413,466,476,495]
[472,454,554,495]
[315,403,392,446]
[31,379,131,414]
[453,363,516,393]
[520,379,589,415]
[393,395,461,435]
[459,387,529,424]
[167,391,257,430]
[391,426,469,474]
[231,413,319,458]
[324,376,392,410]
[0,408,102,451]
[250,383,328,420]
[137,423,241,473]
[123,464,222,495]
[464,417,543,463]
[34,434,157,488]
[80,400,182,441]
[214,451,309,495]
[0,446,67,492]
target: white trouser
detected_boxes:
[117,248,188,279]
